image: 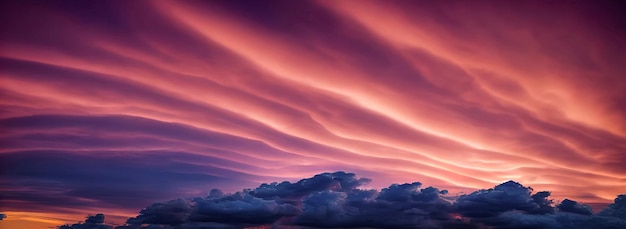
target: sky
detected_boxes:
[0,0,625,228]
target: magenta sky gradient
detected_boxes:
[1,1,625,228]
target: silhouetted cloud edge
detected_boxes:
[58,171,626,229]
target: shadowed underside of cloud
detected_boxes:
[59,172,626,229]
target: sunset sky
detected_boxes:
[1,0,625,228]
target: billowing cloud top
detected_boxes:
[59,172,626,229]
[1,0,625,227]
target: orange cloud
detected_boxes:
[1,1,624,227]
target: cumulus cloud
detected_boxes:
[557,199,593,215]
[452,180,626,229]
[85,214,106,224]
[59,214,112,229]
[454,180,554,218]
[293,182,458,228]
[116,194,298,228]
[58,172,626,229]
[488,211,626,229]
[599,194,626,220]
[250,171,372,199]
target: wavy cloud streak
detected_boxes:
[1,0,625,227]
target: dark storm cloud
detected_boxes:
[125,198,193,226]
[86,214,106,224]
[293,182,455,228]
[191,192,299,225]
[250,171,371,199]
[558,199,593,215]
[58,172,626,229]
[59,214,112,229]
[124,172,366,228]
[122,194,298,227]
[454,181,554,218]
[482,211,626,229]
[451,180,626,229]
[599,194,626,220]
[459,186,626,229]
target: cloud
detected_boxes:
[487,211,626,229]
[557,199,593,215]
[125,199,193,226]
[57,172,626,229]
[125,172,368,227]
[250,171,371,199]
[454,180,554,218]
[85,214,105,224]
[2,0,626,225]
[452,180,626,229]
[599,194,626,220]
[293,182,456,228]
[59,214,112,229]
[190,192,299,225]
[0,148,255,215]
[0,114,287,215]
[124,193,299,227]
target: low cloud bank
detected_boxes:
[58,172,626,229]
